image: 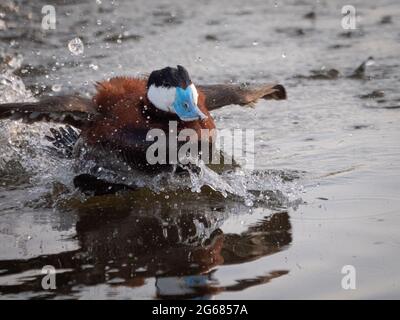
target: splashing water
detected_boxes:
[68,37,84,56]
[0,53,34,104]
[0,53,74,199]
[182,157,303,208]
[0,54,304,210]
[75,149,304,209]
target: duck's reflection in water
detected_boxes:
[0,189,292,299]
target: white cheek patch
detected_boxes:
[147,85,176,113]
[189,84,198,105]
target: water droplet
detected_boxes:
[68,37,84,55]
[244,198,254,207]
[89,63,98,70]
[252,41,259,46]
[282,52,286,58]
[135,266,147,272]
[51,84,62,92]
[365,57,375,66]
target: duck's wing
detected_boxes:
[0,95,98,128]
[198,83,286,110]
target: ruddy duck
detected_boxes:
[0,65,286,193]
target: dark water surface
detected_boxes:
[0,0,399,299]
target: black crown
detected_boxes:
[147,65,192,89]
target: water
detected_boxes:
[0,0,400,299]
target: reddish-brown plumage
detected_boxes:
[83,76,216,146]
[0,67,286,186]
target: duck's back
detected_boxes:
[83,77,152,144]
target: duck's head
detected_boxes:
[147,65,207,122]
